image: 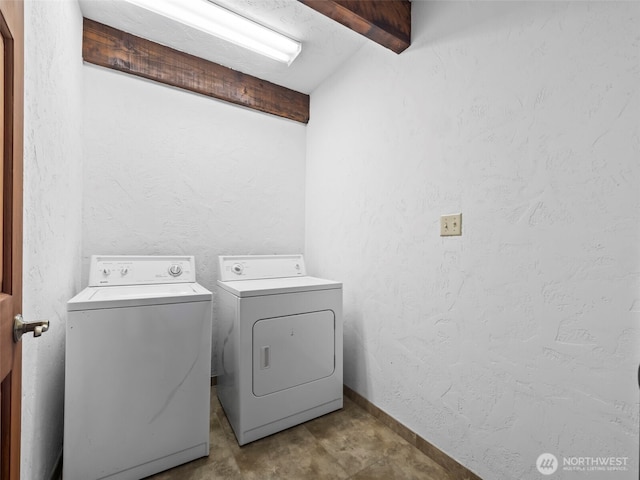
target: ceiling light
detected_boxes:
[125,0,302,65]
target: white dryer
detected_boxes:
[64,256,212,480]
[217,254,343,445]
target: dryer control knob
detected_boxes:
[168,264,183,277]
[102,268,111,276]
[232,263,244,275]
[120,267,129,276]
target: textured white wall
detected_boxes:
[306,2,640,479]
[82,66,306,373]
[22,0,84,478]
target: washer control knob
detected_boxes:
[168,264,183,277]
[120,267,129,276]
[102,268,111,276]
[232,263,243,275]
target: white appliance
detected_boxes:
[64,255,212,480]
[216,254,342,445]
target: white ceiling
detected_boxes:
[78,0,367,94]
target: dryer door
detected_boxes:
[252,310,335,397]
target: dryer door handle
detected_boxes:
[260,346,270,370]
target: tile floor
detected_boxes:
[145,386,454,480]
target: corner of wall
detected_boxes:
[22,0,85,478]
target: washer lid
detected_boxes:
[217,276,341,298]
[67,282,212,311]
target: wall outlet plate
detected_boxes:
[440,213,462,236]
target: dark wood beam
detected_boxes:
[299,0,410,54]
[82,18,310,124]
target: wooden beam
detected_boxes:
[299,0,410,54]
[82,19,310,124]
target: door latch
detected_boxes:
[13,314,49,342]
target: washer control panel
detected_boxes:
[89,255,196,286]
[219,255,306,282]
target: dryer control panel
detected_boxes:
[88,255,196,286]
[219,255,306,281]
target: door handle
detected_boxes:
[13,314,49,342]
[260,346,270,369]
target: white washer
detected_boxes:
[216,254,343,445]
[64,255,212,480]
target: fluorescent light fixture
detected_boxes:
[125,0,302,65]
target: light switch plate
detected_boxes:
[440,213,462,236]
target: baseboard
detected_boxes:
[48,449,63,480]
[343,385,483,480]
